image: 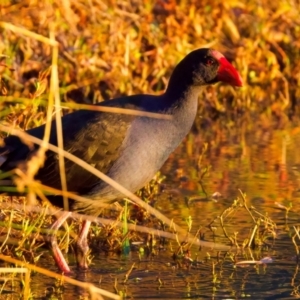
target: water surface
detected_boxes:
[5,120,300,299]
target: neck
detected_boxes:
[162,84,201,135]
[164,59,205,104]
[164,79,202,113]
[163,69,203,129]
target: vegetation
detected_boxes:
[1,0,300,128]
[0,0,300,298]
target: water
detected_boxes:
[4,120,300,299]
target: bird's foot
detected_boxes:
[75,242,89,270]
[47,211,72,274]
[75,220,91,270]
[49,238,71,273]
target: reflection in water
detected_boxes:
[31,247,300,299]
[16,122,300,298]
[163,120,300,214]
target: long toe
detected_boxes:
[75,220,91,270]
[75,244,89,270]
[49,239,72,273]
[47,211,72,273]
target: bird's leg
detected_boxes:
[75,220,91,270]
[47,211,72,273]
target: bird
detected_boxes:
[0,48,243,273]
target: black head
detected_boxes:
[166,48,242,95]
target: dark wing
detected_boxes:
[0,96,146,194]
[39,109,134,193]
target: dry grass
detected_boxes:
[1,0,299,129]
[0,0,299,298]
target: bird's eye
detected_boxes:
[206,59,214,66]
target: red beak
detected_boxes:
[211,50,243,87]
[217,57,243,87]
